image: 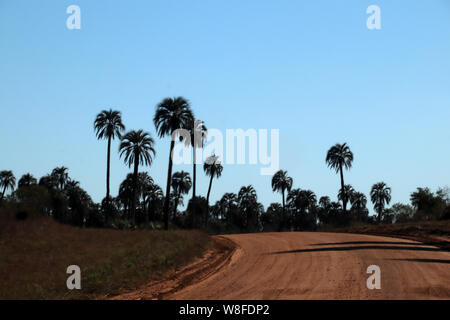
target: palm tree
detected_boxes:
[51,167,69,190]
[319,196,331,209]
[271,170,293,230]
[65,179,80,190]
[350,191,368,221]
[271,170,293,210]
[238,185,257,204]
[118,173,134,218]
[203,155,223,226]
[326,143,354,213]
[187,120,207,200]
[0,170,16,202]
[138,172,154,222]
[238,185,258,231]
[370,182,392,223]
[287,189,317,213]
[287,189,317,230]
[154,97,194,230]
[219,192,239,225]
[39,174,57,190]
[145,182,164,221]
[119,130,156,224]
[337,184,355,210]
[171,171,192,219]
[18,173,37,188]
[350,192,367,210]
[94,109,125,204]
[146,183,163,203]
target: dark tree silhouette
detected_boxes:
[18,173,37,188]
[138,172,154,223]
[171,171,192,219]
[217,192,240,227]
[203,155,223,226]
[319,196,331,209]
[337,184,355,210]
[326,143,353,213]
[118,173,134,218]
[238,185,258,231]
[350,192,367,210]
[94,109,125,210]
[287,189,317,212]
[271,170,293,230]
[0,170,16,202]
[119,130,155,224]
[51,167,69,191]
[154,97,194,230]
[187,120,207,200]
[370,182,392,223]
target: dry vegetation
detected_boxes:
[0,212,211,299]
[336,220,450,251]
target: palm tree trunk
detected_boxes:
[339,164,346,213]
[143,195,148,224]
[280,189,285,231]
[192,148,196,200]
[174,191,180,221]
[163,140,175,230]
[205,174,214,227]
[132,157,139,225]
[0,185,6,202]
[106,136,111,224]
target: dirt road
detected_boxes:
[166,232,450,299]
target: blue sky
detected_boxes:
[1,0,449,214]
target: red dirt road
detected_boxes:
[167,232,450,299]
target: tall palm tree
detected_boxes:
[94,109,125,203]
[51,167,69,190]
[18,173,37,188]
[370,182,392,223]
[0,170,16,202]
[203,155,223,226]
[119,130,155,224]
[187,120,207,200]
[171,171,192,218]
[326,143,354,213]
[154,97,194,230]
[271,170,293,230]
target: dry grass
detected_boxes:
[0,212,211,299]
[336,220,450,251]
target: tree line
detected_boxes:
[1,96,449,232]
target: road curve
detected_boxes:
[167,232,450,299]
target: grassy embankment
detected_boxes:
[0,213,211,299]
[336,220,450,251]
